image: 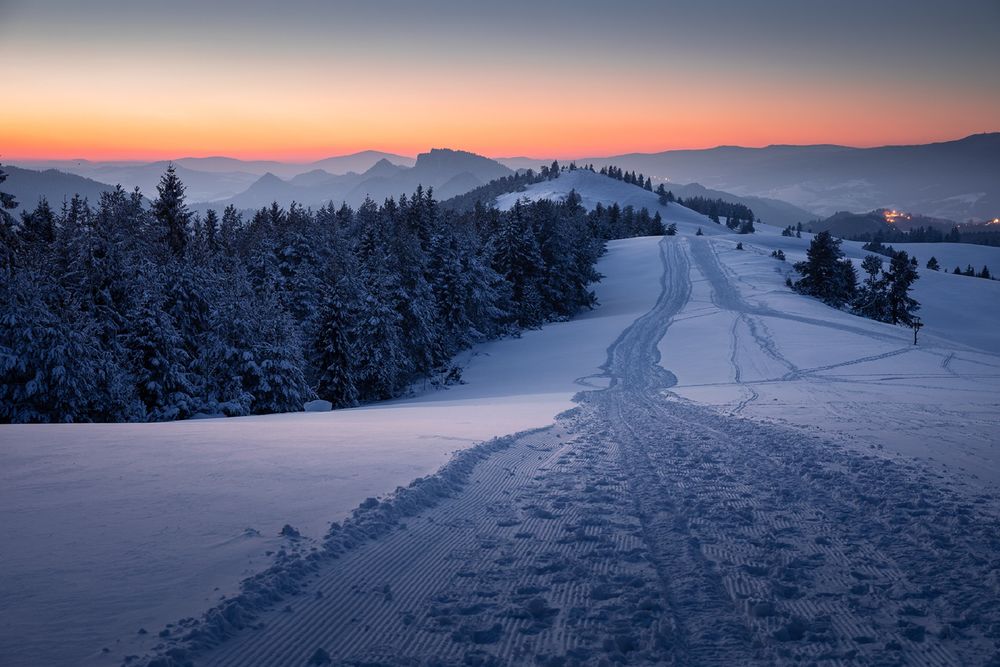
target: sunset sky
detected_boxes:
[2,0,998,161]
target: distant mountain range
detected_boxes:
[574,133,1000,222]
[11,150,415,203]
[4,134,997,222]
[201,149,512,211]
[1,166,132,209]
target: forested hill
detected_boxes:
[0,165,664,423]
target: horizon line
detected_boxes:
[3,131,996,165]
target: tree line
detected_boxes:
[599,165,653,191]
[864,240,993,280]
[850,224,1000,247]
[674,195,756,233]
[0,164,664,423]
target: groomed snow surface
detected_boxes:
[1,176,999,666]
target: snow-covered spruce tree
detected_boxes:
[492,199,546,327]
[353,266,409,401]
[884,251,920,326]
[0,275,106,423]
[275,203,322,329]
[219,205,243,258]
[152,165,190,258]
[926,256,940,271]
[852,254,889,322]
[428,229,476,354]
[792,231,857,308]
[0,171,18,273]
[161,262,214,406]
[126,296,198,421]
[245,290,313,414]
[197,265,278,417]
[313,278,360,408]
[17,197,56,263]
[387,194,443,376]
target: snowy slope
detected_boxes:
[495,169,719,234]
[748,222,1000,353]
[661,233,1000,487]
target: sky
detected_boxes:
[1,0,998,161]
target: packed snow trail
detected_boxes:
[144,237,1000,666]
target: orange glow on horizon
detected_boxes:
[2,1,998,164]
[2,31,998,163]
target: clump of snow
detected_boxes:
[302,399,332,412]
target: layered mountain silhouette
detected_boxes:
[5,136,998,223]
[575,133,1000,222]
[0,165,134,209]
[12,151,416,203]
[203,149,513,210]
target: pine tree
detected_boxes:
[926,256,940,271]
[19,198,56,253]
[203,209,220,256]
[0,276,106,423]
[0,164,20,273]
[792,231,856,308]
[980,265,992,279]
[128,298,197,421]
[246,293,313,414]
[353,272,408,400]
[153,165,190,258]
[853,255,888,321]
[492,200,545,327]
[885,251,920,326]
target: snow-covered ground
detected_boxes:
[663,233,1000,485]
[2,172,999,666]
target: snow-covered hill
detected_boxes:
[496,169,717,233]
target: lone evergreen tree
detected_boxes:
[926,256,940,271]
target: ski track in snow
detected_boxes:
[132,236,1000,667]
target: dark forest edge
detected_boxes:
[0,164,664,423]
